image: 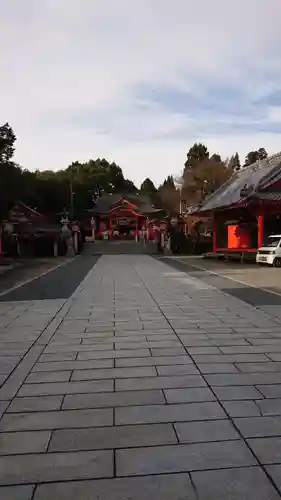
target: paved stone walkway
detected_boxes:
[1,255,281,498]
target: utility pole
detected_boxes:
[69,165,74,221]
[70,180,74,221]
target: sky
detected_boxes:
[1,0,281,187]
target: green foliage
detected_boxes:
[210,153,222,163]
[0,123,20,219]
[0,122,16,164]
[160,175,175,189]
[228,152,241,171]
[244,148,268,167]
[0,121,271,223]
[0,122,138,222]
[140,177,157,193]
[184,143,209,170]
[182,157,232,206]
[158,176,180,215]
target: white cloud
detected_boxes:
[267,107,281,123]
[1,0,281,185]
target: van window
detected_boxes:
[264,237,281,247]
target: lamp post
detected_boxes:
[68,164,75,221]
[173,177,184,215]
[202,179,208,200]
[70,182,75,221]
[88,185,103,242]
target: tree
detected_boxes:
[244,148,268,167]
[210,153,222,163]
[0,122,140,222]
[228,152,241,171]
[140,177,157,194]
[184,143,209,170]
[122,179,138,193]
[158,185,180,215]
[0,123,20,221]
[182,157,232,205]
[0,122,16,164]
[161,175,175,189]
[157,176,180,214]
[257,148,268,160]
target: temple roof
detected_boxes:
[15,222,62,235]
[87,194,161,215]
[192,152,281,214]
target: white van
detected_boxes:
[256,234,281,267]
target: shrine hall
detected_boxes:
[87,194,162,240]
[190,152,281,254]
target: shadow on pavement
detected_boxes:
[160,257,281,307]
[0,255,100,302]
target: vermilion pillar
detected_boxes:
[143,217,147,244]
[213,217,217,253]
[109,217,113,240]
[258,215,264,248]
[136,216,139,241]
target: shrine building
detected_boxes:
[86,194,163,240]
[190,152,281,256]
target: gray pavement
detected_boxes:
[161,256,281,317]
[0,254,100,302]
[1,253,281,498]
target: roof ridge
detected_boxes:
[195,151,281,213]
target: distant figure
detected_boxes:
[154,224,162,253]
[142,226,147,245]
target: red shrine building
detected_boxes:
[86,194,163,240]
[190,152,281,255]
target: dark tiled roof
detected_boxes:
[88,194,159,215]
[90,194,122,214]
[255,191,281,202]
[194,152,281,213]
[16,222,62,234]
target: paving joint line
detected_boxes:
[158,256,281,327]
[0,258,100,406]
[0,257,75,299]
[179,257,281,325]
[0,464,267,491]
[133,260,281,498]
[0,299,68,394]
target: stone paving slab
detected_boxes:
[0,430,50,455]
[1,254,281,498]
[191,467,281,500]
[0,450,113,485]
[116,440,257,476]
[33,473,197,500]
[0,485,35,500]
[49,422,177,452]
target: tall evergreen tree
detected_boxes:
[184,143,209,170]
[228,152,241,171]
[0,122,16,164]
[244,148,268,167]
[140,177,157,193]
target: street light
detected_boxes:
[70,184,75,221]
[173,175,184,215]
[202,179,208,199]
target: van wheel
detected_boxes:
[273,258,281,267]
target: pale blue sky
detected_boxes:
[1,0,281,186]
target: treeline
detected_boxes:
[0,123,137,221]
[0,122,269,221]
[140,143,269,214]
